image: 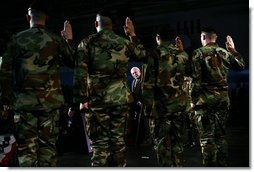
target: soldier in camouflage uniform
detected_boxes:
[0,0,75,166]
[143,27,190,167]
[74,10,146,167]
[191,27,245,166]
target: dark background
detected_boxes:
[0,0,250,166]
[0,0,249,120]
[0,0,249,58]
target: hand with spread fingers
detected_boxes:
[61,20,73,41]
[123,17,136,37]
[175,36,184,51]
[225,35,237,54]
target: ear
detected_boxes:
[156,35,160,40]
[202,34,206,40]
[94,21,99,28]
[156,34,160,44]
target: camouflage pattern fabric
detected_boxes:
[84,105,128,167]
[15,109,60,167]
[0,25,75,110]
[144,42,190,166]
[74,29,146,167]
[0,25,75,167]
[191,42,245,166]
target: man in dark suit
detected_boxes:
[130,67,142,103]
[126,66,151,146]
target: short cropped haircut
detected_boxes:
[201,26,217,35]
[157,26,176,41]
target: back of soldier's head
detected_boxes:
[96,8,117,27]
[201,26,217,36]
[28,0,49,20]
[157,26,175,41]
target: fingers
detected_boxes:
[175,36,182,44]
[226,35,232,43]
[225,35,237,53]
[64,20,70,26]
[62,20,73,41]
[226,35,234,46]
[225,41,230,46]
[124,17,136,37]
[175,36,184,51]
[125,17,134,28]
[63,20,71,31]
[125,17,128,26]
[175,36,180,41]
[61,30,65,37]
[125,17,131,26]
[61,30,68,40]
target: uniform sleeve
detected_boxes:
[228,52,245,71]
[126,36,146,60]
[58,38,76,68]
[177,50,190,76]
[73,40,89,104]
[0,36,16,107]
[190,49,202,104]
[142,50,158,105]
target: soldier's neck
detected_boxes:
[30,20,46,28]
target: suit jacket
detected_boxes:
[131,78,141,103]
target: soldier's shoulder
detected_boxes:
[106,31,127,45]
[202,45,227,55]
[215,46,227,52]
[111,32,126,40]
[168,44,184,54]
[9,29,35,44]
[77,33,98,48]
[14,28,32,37]
[192,47,203,57]
[157,44,168,52]
[44,30,63,42]
[195,46,206,52]
[80,33,99,44]
[46,30,61,38]
[158,43,179,55]
[15,28,61,41]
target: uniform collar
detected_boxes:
[99,28,114,34]
[205,42,219,47]
[31,24,45,29]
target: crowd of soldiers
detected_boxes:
[0,0,245,167]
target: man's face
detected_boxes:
[131,68,141,79]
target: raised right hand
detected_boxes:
[123,17,136,37]
[225,35,237,54]
[61,20,73,41]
